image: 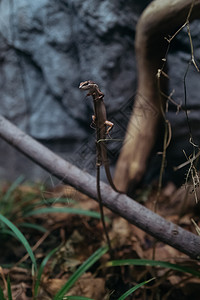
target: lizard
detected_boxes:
[79,80,121,252]
[79,80,120,192]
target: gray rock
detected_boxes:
[0,0,199,185]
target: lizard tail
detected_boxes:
[101,143,122,193]
[96,165,112,252]
[104,164,121,193]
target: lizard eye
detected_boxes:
[79,81,87,89]
[79,81,91,89]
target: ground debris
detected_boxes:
[0,182,200,299]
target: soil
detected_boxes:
[0,181,200,299]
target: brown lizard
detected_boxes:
[79,80,120,252]
[79,80,120,192]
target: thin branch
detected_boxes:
[0,115,199,259]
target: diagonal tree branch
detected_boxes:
[0,114,199,259]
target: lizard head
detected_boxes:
[79,80,98,91]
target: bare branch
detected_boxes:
[0,114,199,259]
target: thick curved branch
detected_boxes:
[114,0,200,193]
[0,114,199,259]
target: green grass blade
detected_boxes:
[0,263,27,269]
[53,245,109,300]
[0,228,17,238]
[0,175,24,216]
[41,198,77,205]
[63,297,94,300]
[7,276,13,300]
[2,175,24,202]
[20,223,47,233]
[118,278,155,300]
[105,259,200,278]
[24,207,109,222]
[0,286,6,300]
[22,198,77,215]
[34,247,58,299]
[0,214,37,272]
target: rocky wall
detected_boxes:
[0,0,200,185]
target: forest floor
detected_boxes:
[0,179,200,300]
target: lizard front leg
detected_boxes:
[105,120,114,135]
[90,115,96,129]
